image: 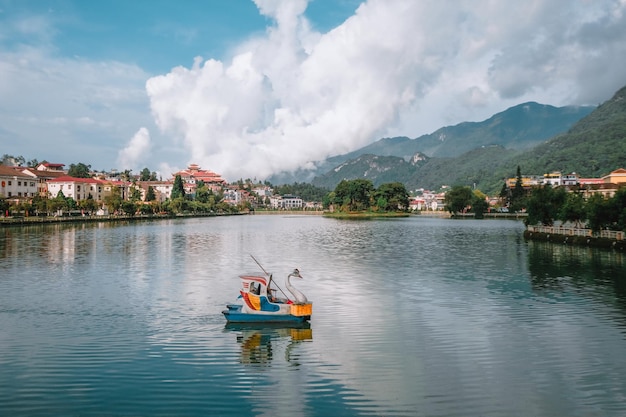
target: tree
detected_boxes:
[79,195,99,215]
[145,186,156,202]
[585,193,612,232]
[104,186,123,214]
[171,175,185,200]
[374,182,410,212]
[471,190,489,218]
[332,179,374,211]
[510,165,526,212]
[195,183,210,203]
[558,191,586,228]
[67,162,92,178]
[1,154,25,166]
[120,201,137,216]
[140,168,152,181]
[444,186,474,214]
[524,184,566,226]
[129,187,143,202]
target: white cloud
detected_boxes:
[2,0,625,180]
[146,0,626,182]
[117,127,152,171]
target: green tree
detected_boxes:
[0,196,9,215]
[525,184,566,226]
[129,186,143,202]
[120,201,137,216]
[140,168,152,181]
[510,165,526,212]
[373,182,410,212]
[332,179,374,211]
[558,191,586,228]
[444,186,474,214]
[471,190,489,218]
[195,182,210,203]
[79,195,99,215]
[145,186,156,202]
[171,175,185,200]
[612,188,626,231]
[67,162,92,178]
[104,186,123,214]
[585,193,612,232]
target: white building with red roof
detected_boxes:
[46,176,129,202]
[171,164,226,194]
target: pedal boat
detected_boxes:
[223,269,312,324]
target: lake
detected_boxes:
[1,215,625,416]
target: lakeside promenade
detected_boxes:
[525,225,625,250]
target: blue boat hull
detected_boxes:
[222,304,310,324]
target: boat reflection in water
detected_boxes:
[224,323,313,365]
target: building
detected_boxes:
[18,167,67,197]
[0,165,38,199]
[602,168,626,185]
[269,194,303,209]
[171,164,227,195]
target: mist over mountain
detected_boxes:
[306,85,626,195]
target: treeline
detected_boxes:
[273,182,329,202]
[324,179,410,212]
[524,185,626,232]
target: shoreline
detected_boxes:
[524,226,625,250]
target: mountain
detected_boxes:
[268,101,594,186]
[504,85,626,178]
[309,85,626,195]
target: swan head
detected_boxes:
[289,269,302,279]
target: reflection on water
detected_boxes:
[528,240,626,315]
[225,323,313,366]
[2,217,626,416]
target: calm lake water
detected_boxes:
[1,215,625,417]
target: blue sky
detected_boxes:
[1,0,626,181]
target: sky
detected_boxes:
[1,0,626,182]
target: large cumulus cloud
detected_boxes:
[145,0,626,181]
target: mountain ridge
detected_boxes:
[309,85,626,195]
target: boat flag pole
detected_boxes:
[250,254,270,277]
[250,254,291,301]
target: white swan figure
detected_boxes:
[286,269,307,304]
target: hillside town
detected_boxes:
[1,155,626,217]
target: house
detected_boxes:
[136,181,173,203]
[269,194,303,209]
[36,162,65,172]
[18,167,67,197]
[46,176,129,202]
[0,165,39,199]
[47,176,102,201]
[602,168,626,185]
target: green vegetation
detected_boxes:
[524,186,626,233]
[326,179,409,214]
[272,182,329,202]
[443,185,489,218]
[67,162,92,178]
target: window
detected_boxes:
[18,181,21,186]
[8,181,11,186]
